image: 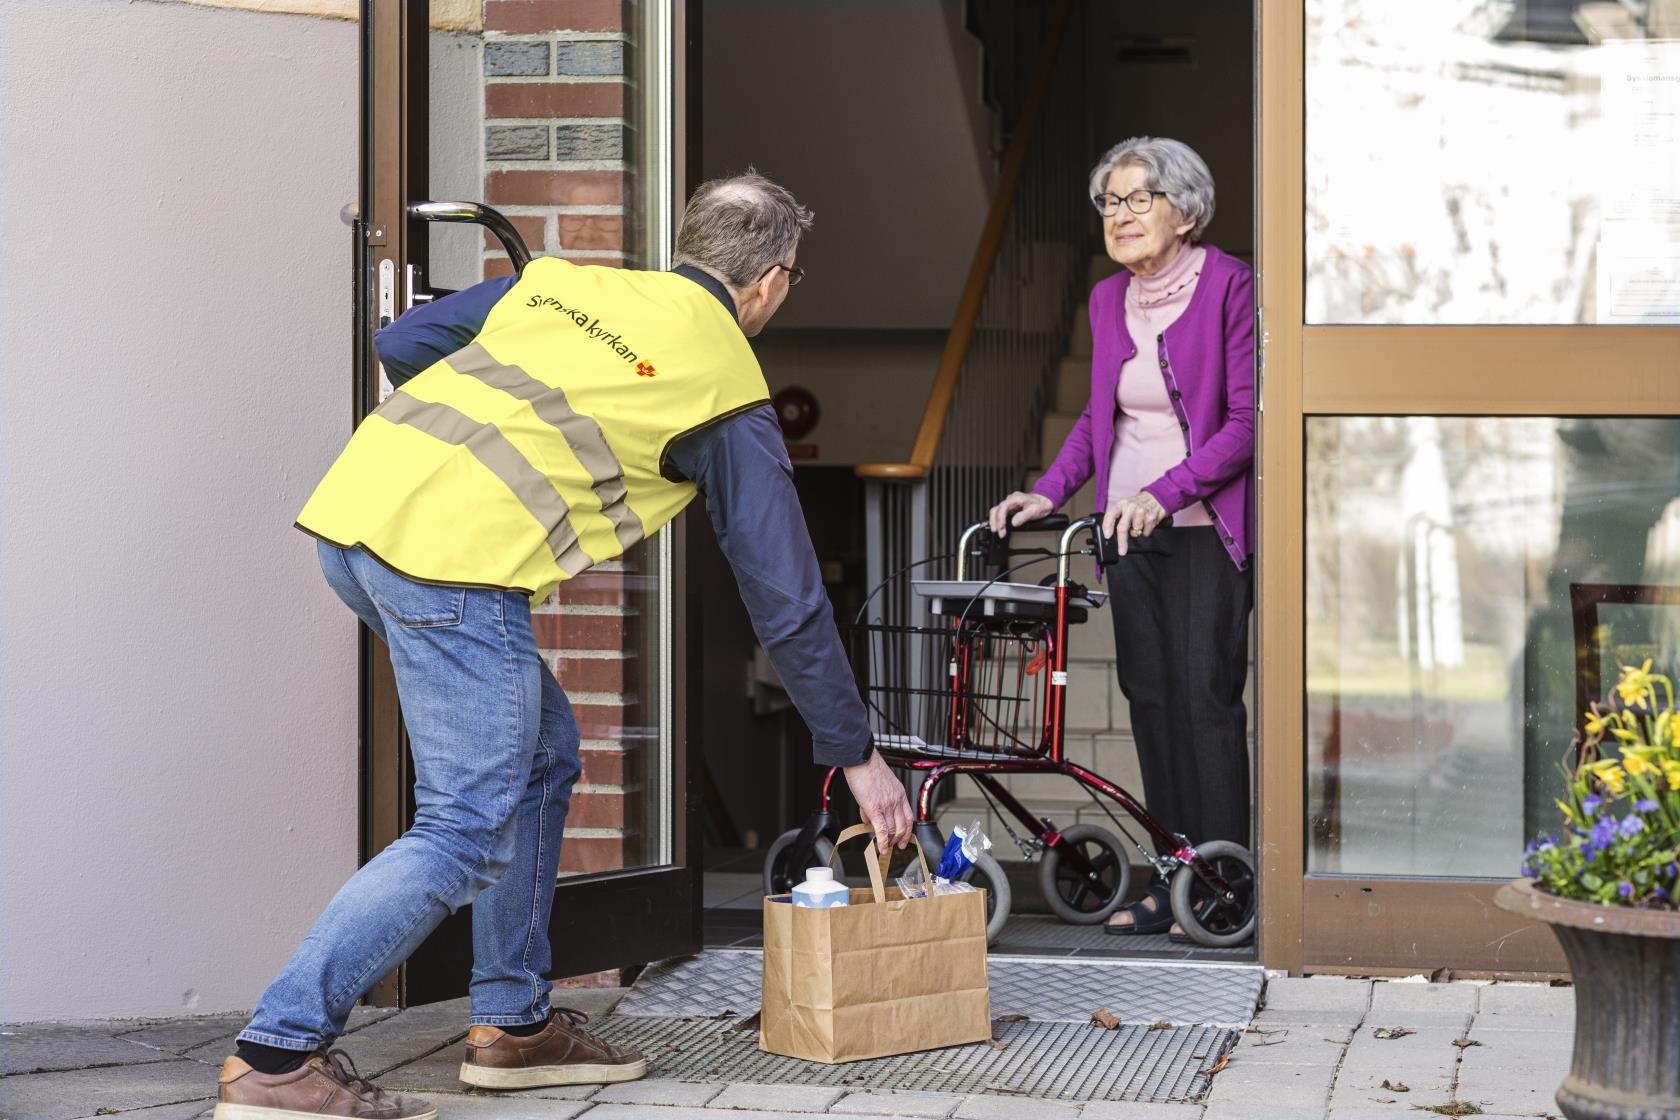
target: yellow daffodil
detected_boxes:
[1664,760,1680,791]
[1618,659,1656,709]
[1585,708,1612,737]
[1601,766,1628,794]
[1657,709,1674,745]
[1624,751,1655,777]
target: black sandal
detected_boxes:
[1103,882,1173,936]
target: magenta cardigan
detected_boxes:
[1032,244,1255,569]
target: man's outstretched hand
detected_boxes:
[843,750,914,854]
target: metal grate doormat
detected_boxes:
[615,948,1261,1027]
[591,1013,1237,1104]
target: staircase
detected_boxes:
[934,254,1256,870]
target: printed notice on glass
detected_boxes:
[1597,42,1680,324]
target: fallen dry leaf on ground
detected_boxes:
[1451,1038,1482,1049]
[983,1081,1023,1094]
[994,1013,1029,1023]
[1382,1079,1411,1092]
[1091,1009,1121,1030]
[1373,1026,1416,1040]
[986,1037,1009,1051]
[1147,1019,1173,1031]
[1199,1054,1230,1076]
[1420,1102,1484,1117]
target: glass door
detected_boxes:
[354,0,698,1007]
[1257,0,1680,974]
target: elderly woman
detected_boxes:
[988,137,1255,939]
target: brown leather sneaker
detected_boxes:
[458,1007,647,1089]
[213,1049,436,1119]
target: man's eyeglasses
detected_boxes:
[1092,189,1168,217]
[758,261,805,286]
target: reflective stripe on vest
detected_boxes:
[376,392,593,578]
[446,341,645,554]
[295,260,770,600]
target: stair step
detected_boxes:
[1069,302,1092,357]
[1087,253,1124,293]
[1040,412,1079,467]
[1054,356,1089,414]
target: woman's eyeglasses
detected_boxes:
[1092,189,1168,217]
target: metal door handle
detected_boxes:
[408,201,532,271]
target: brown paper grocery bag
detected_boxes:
[759,823,990,1063]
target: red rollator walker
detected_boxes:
[763,514,1256,948]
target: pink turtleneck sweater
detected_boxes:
[1105,242,1212,526]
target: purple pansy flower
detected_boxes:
[1619,881,1635,898]
[1620,815,1645,839]
[1583,795,1603,817]
[1636,799,1661,813]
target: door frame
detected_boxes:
[1254,0,1680,976]
[355,0,699,1007]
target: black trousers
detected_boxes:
[1105,525,1252,855]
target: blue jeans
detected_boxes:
[238,542,581,1050]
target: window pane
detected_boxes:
[1306,1,1680,325]
[1306,416,1680,876]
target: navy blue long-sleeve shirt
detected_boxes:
[373,268,872,768]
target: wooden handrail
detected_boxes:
[856,0,1074,481]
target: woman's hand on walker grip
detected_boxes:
[988,491,1053,537]
[1102,492,1166,556]
[844,751,914,854]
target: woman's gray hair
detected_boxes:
[673,169,814,288]
[1089,137,1216,242]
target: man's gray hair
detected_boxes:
[1089,137,1216,242]
[673,169,814,288]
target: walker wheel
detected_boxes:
[959,849,1013,945]
[1037,823,1131,924]
[1169,840,1256,948]
[763,828,841,896]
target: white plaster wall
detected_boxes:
[0,1,362,1022]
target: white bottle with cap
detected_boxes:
[790,866,850,908]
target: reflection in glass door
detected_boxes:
[1305,417,1680,879]
[1257,0,1680,975]
[361,0,695,1006]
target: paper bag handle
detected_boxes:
[829,823,935,904]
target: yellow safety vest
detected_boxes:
[296,258,768,600]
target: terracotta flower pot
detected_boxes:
[1496,878,1680,1120]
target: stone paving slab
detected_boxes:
[1476,983,1574,1018]
[708,1083,845,1112]
[339,996,473,1077]
[1202,1103,1326,1120]
[69,1101,214,1120]
[0,1058,209,1120]
[579,1108,909,1120]
[1258,977,1372,1015]
[0,1025,175,1077]
[951,1095,1082,1118]
[828,1088,965,1117]
[1223,1025,1347,1067]
[426,1094,593,1119]
[1367,981,1480,1016]
[1078,1103,1207,1118]
[113,1016,252,1056]
[591,1079,726,1107]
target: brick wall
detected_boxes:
[481,0,630,276]
[482,0,647,887]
